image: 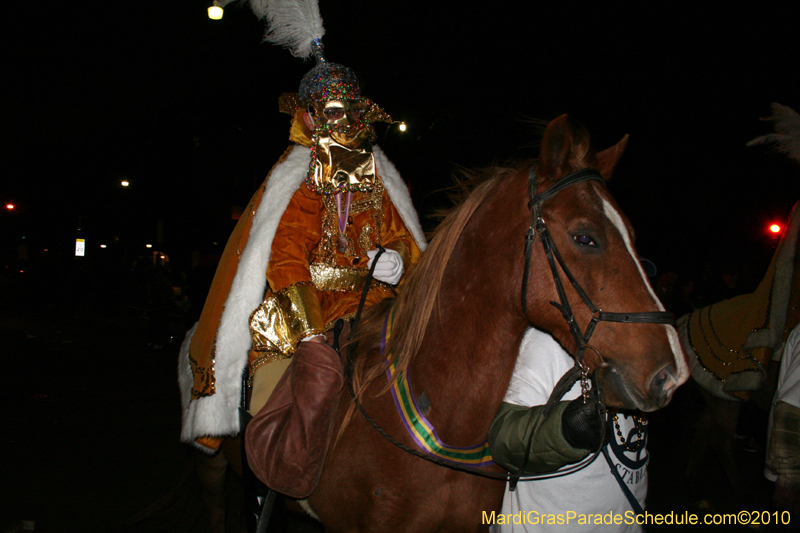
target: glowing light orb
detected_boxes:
[399,122,407,132]
[770,224,782,234]
[208,5,223,19]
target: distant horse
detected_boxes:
[679,103,800,505]
[679,198,800,503]
[278,115,690,531]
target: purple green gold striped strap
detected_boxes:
[382,307,494,467]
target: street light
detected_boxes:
[208,0,232,20]
[398,122,407,132]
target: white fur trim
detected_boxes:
[298,499,320,521]
[179,323,227,451]
[178,322,197,414]
[179,145,426,443]
[374,147,427,252]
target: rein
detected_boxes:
[345,165,674,486]
[346,250,585,482]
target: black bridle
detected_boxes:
[521,164,675,373]
[507,165,676,498]
[339,165,675,486]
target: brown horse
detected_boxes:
[300,115,689,531]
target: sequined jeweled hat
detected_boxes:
[247,0,365,108]
[297,41,360,107]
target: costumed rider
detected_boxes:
[177,0,426,496]
[488,328,648,532]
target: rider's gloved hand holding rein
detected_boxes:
[367,248,404,285]
[561,396,605,451]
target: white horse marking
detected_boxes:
[601,198,690,386]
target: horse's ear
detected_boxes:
[595,134,629,181]
[538,115,591,182]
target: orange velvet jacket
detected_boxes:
[178,144,426,449]
[248,174,420,358]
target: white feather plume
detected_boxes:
[747,103,800,164]
[247,0,325,59]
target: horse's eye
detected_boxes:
[573,234,597,247]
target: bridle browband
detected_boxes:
[522,164,675,373]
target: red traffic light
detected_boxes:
[769,223,782,235]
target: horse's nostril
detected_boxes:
[652,366,679,408]
[652,366,673,393]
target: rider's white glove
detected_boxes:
[367,249,404,285]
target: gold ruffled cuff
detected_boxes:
[249,282,325,356]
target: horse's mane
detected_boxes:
[345,118,595,409]
[348,165,520,403]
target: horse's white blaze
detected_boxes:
[666,327,688,386]
[601,198,690,387]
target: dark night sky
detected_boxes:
[4,1,800,280]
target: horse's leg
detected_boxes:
[195,448,228,533]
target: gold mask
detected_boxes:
[307,99,377,194]
[310,127,376,193]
